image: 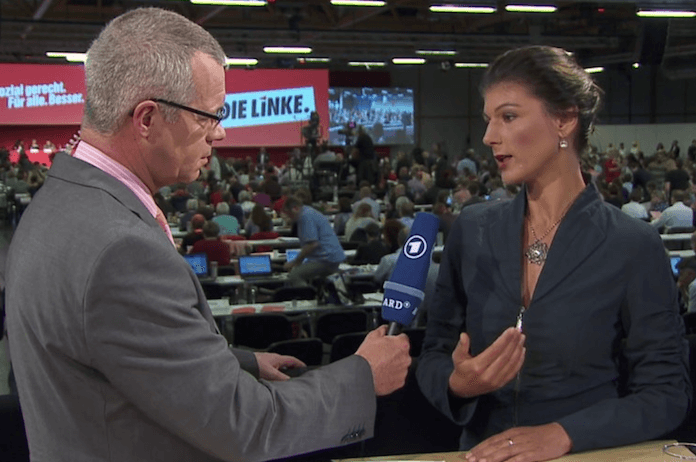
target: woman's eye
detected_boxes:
[503,113,516,122]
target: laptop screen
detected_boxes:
[239,255,273,277]
[184,253,209,277]
[285,249,300,263]
[670,256,682,278]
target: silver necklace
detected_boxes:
[524,204,572,265]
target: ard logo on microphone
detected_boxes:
[382,298,411,310]
[404,235,428,259]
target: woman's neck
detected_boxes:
[525,163,586,226]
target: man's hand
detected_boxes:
[283,261,295,272]
[448,327,525,398]
[465,423,572,462]
[254,352,306,381]
[355,325,411,396]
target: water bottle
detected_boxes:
[250,286,257,304]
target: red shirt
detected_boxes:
[191,239,231,266]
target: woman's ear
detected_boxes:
[556,107,579,141]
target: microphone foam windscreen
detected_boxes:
[382,212,439,326]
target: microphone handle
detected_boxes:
[387,322,402,336]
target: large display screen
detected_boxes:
[0,64,329,148]
[328,87,415,146]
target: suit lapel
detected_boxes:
[533,183,607,301]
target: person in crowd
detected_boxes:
[603,149,621,184]
[345,202,379,242]
[395,196,415,230]
[154,191,175,219]
[620,187,649,220]
[180,213,206,254]
[456,148,478,176]
[282,196,347,286]
[211,201,239,235]
[651,189,693,232]
[191,220,231,266]
[687,139,696,163]
[628,158,652,202]
[352,125,377,184]
[238,189,255,216]
[4,8,411,462]
[353,184,381,221]
[433,201,456,243]
[333,196,353,236]
[179,197,199,231]
[352,222,390,265]
[417,45,689,462]
[665,158,691,201]
[244,203,268,236]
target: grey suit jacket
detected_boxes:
[6,153,376,462]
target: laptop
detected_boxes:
[183,253,215,282]
[670,256,682,278]
[238,255,273,280]
[285,249,300,263]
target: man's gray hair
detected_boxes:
[83,7,226,134]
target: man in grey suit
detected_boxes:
[5,8,411,462]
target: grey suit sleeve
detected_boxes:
[84,235,376,461]
[557,230,691,452]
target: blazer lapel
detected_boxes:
[533,183,607,301]
[486,191,526,306]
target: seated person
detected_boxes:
[352,222,389,265]
[179,213,205,254]
[248,207,280,252]
[191,220,231,266]
[212,202,240,235]
[651,189,693,232]
[333,197,353,236]
[282,196,345,286]
[345,202,379,242]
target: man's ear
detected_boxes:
[130,100,158,139]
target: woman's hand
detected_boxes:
[448,327,525,398]
[465,423,572,462]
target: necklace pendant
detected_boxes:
[525,240,548,265]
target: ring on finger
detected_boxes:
[507,438,514,446]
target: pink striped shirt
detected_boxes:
[72,141,174,245]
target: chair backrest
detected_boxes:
[267,338,324,366]
[667,226,695,234]
[272,286,317,302]
[230,313,293,349]
[329,331,368,363]
[260,305,285,312]
[315,309,369,344]
[231,307,256,314]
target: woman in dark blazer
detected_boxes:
[417,46,690,462]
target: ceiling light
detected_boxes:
[299,57,331,62]
[430,4,496,13]
[416,49,458,56]
[263,46,312,54]
[331,0,386,5]
[505,4,557,13]
[584,66,604,74]
[190,0,266,5]
[392,58,426,64]
[636,9,696,18]
[454,62,488,68]
[632,62,641,69]
[226,58,258,66]
[348,61,386,67]
[46,52,87,62]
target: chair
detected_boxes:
[267,338,324,366]
[315,309,369,344]
[271,286,317,303]
[228,313,293,349]
[0,394,29,462]
[329,331,368,363]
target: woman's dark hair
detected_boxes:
[338,196,352,213]
[479,45,603,154]
[250,204,271,231]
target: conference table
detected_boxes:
[338,440,694,462]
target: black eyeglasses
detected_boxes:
[152,98,224,127]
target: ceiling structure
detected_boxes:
[1,0,695,78]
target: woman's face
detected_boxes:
[482,81,565,186]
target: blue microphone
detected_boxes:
[382,212,440,335]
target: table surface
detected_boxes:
[208,292,384,317]
[336,440,691,462]
[661,233,693,241]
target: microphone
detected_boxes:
[382,212,439,335]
